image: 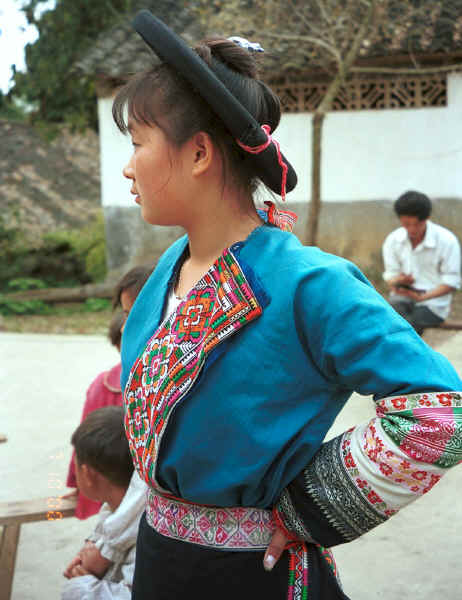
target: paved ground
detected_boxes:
[1,331,461,599]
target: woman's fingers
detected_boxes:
[263,528,289,571]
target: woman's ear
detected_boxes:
[190,131,215,177]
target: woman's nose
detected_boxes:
[123,160,134,180]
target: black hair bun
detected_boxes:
[195,38,258,79]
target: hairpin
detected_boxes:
[228,36,264,53]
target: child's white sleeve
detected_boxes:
[92,472,147,563]
[61,574,131,600]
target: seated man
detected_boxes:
[382,190,461,335]
[62,406,146,600]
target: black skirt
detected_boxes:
[132,512,350,600]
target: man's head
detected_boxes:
[71,406,133,502]
[394,190,432,245]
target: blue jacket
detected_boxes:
[121,224,461,508]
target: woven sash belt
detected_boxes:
[146,488,309,600]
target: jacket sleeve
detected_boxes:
[275,390,462,547]
[275,259,462,547]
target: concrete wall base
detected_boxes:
[104,198,462,280]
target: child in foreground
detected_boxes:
[62,406,146,600]
[66,265,152,519]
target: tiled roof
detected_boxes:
[78,1,462,83]
[77,0,204,79]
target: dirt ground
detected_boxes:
[1,288,461,339]
[1,331,461,600]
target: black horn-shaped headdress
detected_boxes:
[132,10,297,198]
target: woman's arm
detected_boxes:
[273,390,461,547]
[265,259,462,567]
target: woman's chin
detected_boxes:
[141,211,180,228]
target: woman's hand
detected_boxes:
[263,528,289,571]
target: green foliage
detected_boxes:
[7,278,47,291]
[0,295,110,317]
[0,91,27,122]
[0,214,107,292]
[31,119,62,142]
[83,298,111,312]
[0,296,52,316]
[0,217,30,287]
[11,0,133,130]
[71,213,107,282]
[42,213,107,283]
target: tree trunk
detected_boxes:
[304,0,377,246]
[2,282,114,304]
[306,111,325,245]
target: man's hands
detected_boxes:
[63,541,111,580]
[388,272,426,300]
[393,287,425,301]
[389,273,415,289]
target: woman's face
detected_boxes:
[123,120,187,226]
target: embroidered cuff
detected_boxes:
[274,488,315,543]
[277,391,462,548]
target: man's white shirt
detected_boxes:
[382,220,461,320]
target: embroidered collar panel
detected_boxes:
[124,245,266,492]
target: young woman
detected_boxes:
[113,11,462,600]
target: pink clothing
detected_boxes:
[67,362,123,519]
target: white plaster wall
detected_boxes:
[98,73,462,208]
[98,96,133,208]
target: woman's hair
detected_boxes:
[71,406,133,488]
[112,38,281,194]
[394,190,432,221]
[112,264,153,309]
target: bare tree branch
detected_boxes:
[306,0,377,245]
[351,63,462,74]
[312,0,332,25]
[261,32,342,64]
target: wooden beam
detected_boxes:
[0,525,20,600]
[436,321,462,331]
[0,496,76,526]
[1,283,113,305]
[0,497,76,600]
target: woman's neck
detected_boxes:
[186,183,262,260]
[188,211,261,263]
[175,189,262,297]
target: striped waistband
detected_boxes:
[146,488,275,550]
[146,489,312,600]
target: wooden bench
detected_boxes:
[0,496,76,600]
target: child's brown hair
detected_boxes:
[71,406,133,488]
[112,265,153,309]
